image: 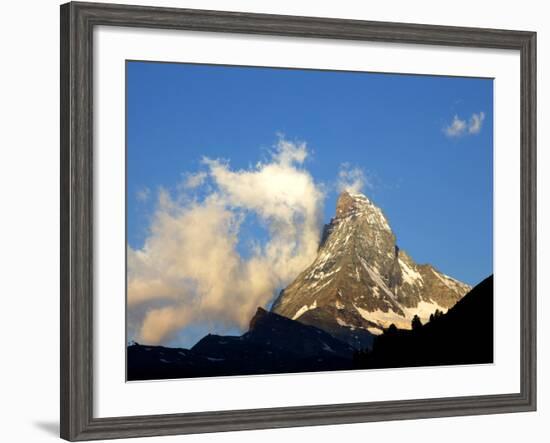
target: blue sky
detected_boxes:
[127,61,493,288]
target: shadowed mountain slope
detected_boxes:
[128,308,355,380]
[353,275,493,369]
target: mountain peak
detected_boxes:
[335,191,370,218]
[249,307,268,330]
[271,190,471,345]
[333,191,391,235]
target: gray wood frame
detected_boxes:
[60,1,537,441]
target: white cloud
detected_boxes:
[468,112,486,134]
[444,115,468,137]
[337,163,368,194]
[270,138,308,166]
[444,111,486,138]
[182,171,207,189]
[128,138,324,345]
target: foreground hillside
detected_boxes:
[128,307,353,380]
[353,275,493,369]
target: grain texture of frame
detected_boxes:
[60,2,536,441]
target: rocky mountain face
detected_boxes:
[271,191,471,346]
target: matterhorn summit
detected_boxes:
[271,191,471,348]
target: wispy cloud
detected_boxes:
[468,112,485,134]
[182,171,207,189]
[444,115,468,137]
[337,163,369,194]
[444,111,486,138]
[127,138,325,345]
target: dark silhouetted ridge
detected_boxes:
[353,275,493,369]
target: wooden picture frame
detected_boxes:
[60,2,536,440]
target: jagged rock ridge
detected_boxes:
[271,191,471,345]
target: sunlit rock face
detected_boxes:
[271,191,470,348]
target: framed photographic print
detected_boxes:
[60,1,536,441]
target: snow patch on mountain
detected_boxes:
[399,258,424,286]
[359,257,394,299]
[367,326,384,335]
[292,300,318,320]
[402,300,448,324]
[432,268,469,293]
[354,304,410,329]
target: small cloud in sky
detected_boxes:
[468,112,485,134]
[135,187,151,202]
[337,163,370,194]
[444,115,468,137]
[183,171,208,189]
[444,111,486,138]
